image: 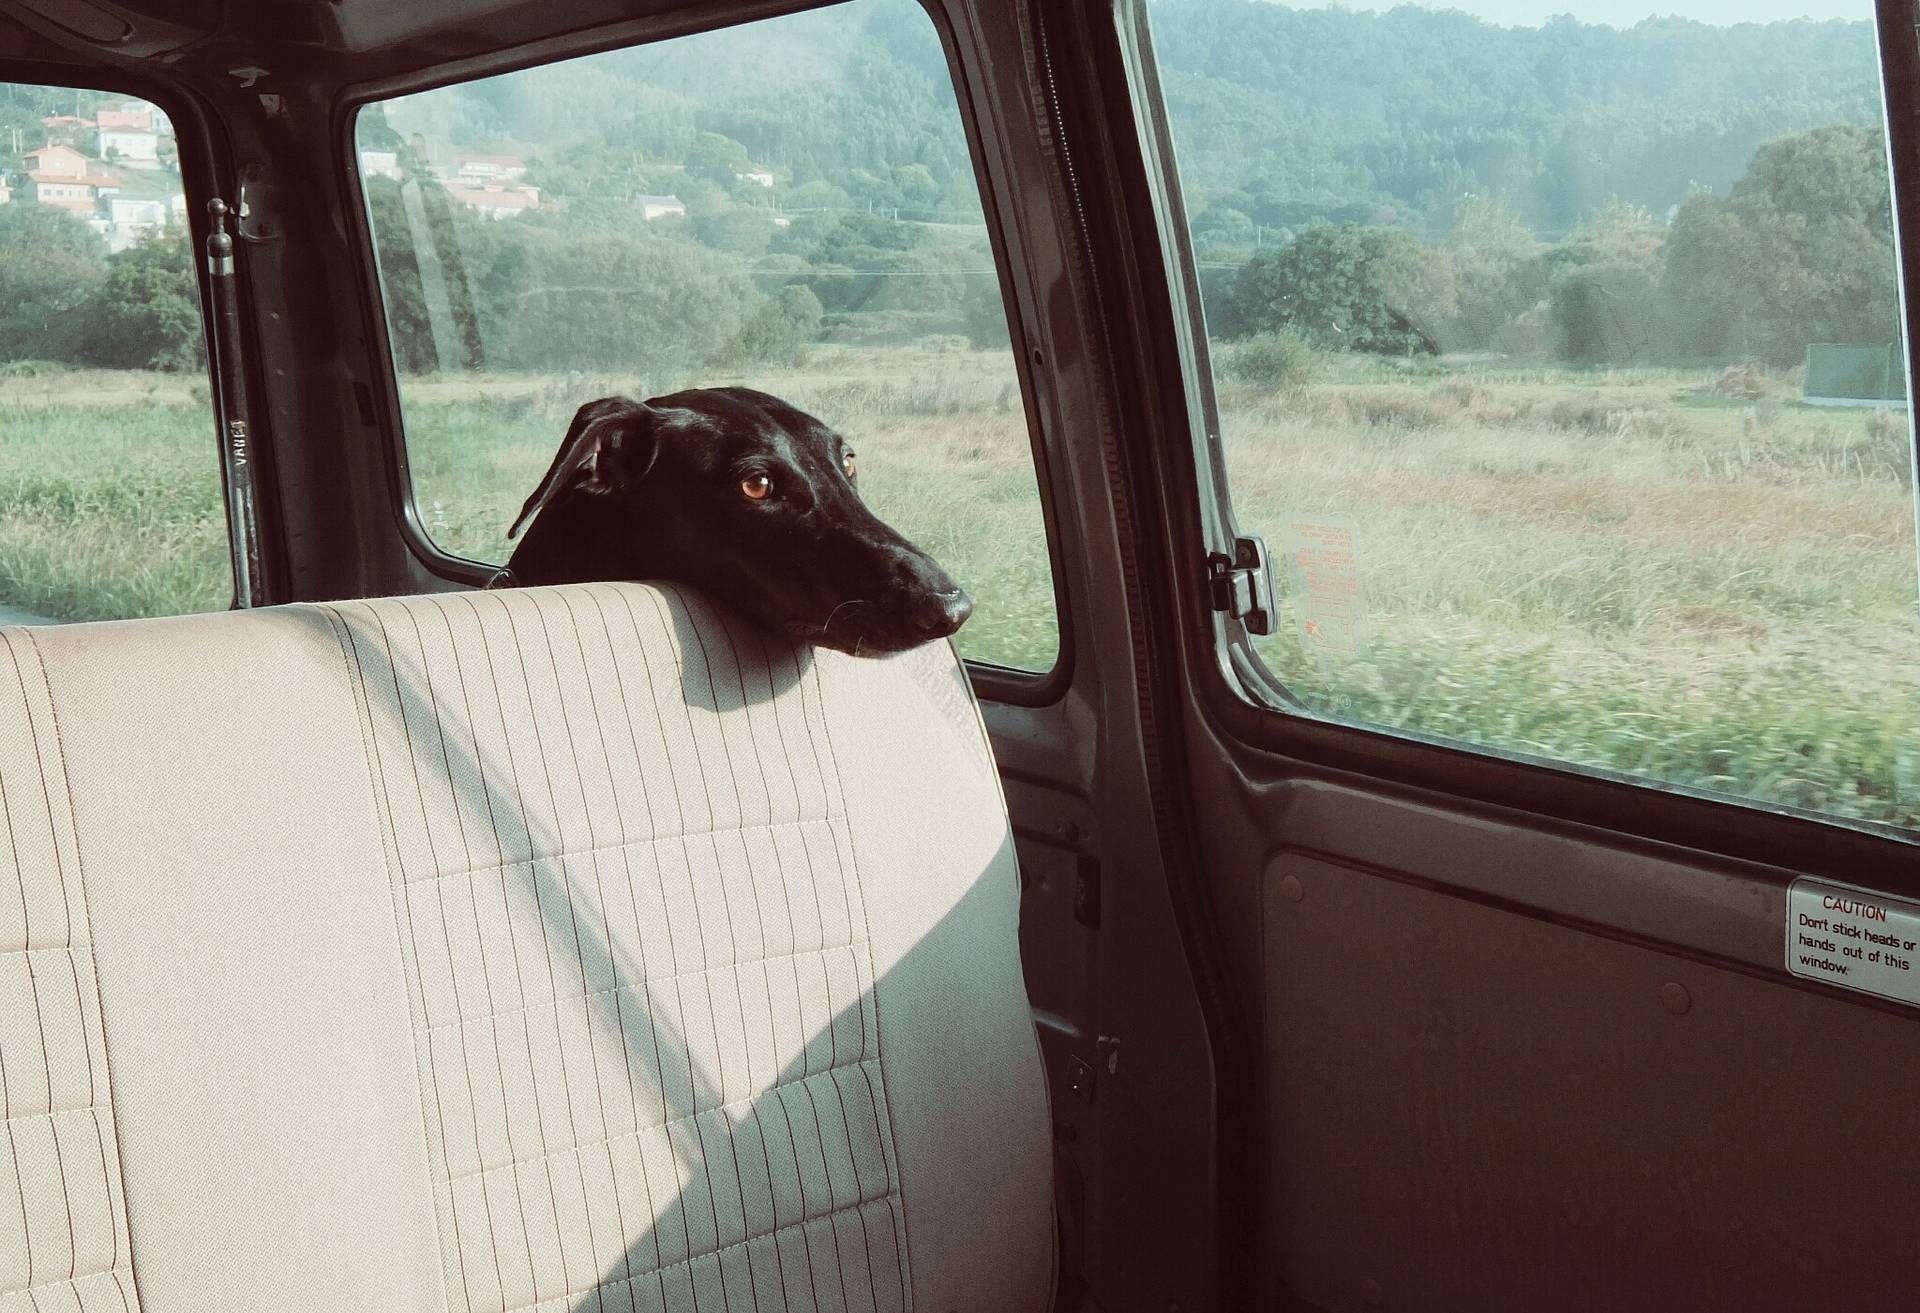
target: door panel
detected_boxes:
[1264,843,1919,1312]
[1075,0,1920,1306]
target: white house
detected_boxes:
[103,192,170,251]
[359,149,401,180]
[446,182,540,219]
[0,178,11,206]
[98,126,159,166]
[736,167,775,188]
[635,193,687,221]
[96,106,161,168]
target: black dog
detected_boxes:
[499,386,973,657]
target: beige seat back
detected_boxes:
[0,582,1052,1313]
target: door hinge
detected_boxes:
[1208,535,1277,636]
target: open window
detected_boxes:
[0,84,229,624]
[350,0,1061,678]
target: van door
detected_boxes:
[1058,0,1920,1306]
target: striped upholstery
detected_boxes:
[1,582,1052,1312]
[0,630,136,1313]
[332,587,908,1313]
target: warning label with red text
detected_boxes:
[1786,877,1920,1007]
[1279,515,1370,659]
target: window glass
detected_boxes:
[356,0,1057,672]
[0,85,227,623]
[1151,1,1919,830]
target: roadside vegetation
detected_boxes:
[3,345,1914,827]
[1,3,1914,829]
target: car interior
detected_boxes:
[1,0,1919,1309]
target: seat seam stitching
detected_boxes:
[805,651,915,1311]
[412,938,866,1036]
[0,1263,126,1302]
[316,601,467,1313]
[438,1057,887,1189]
[16,625,138,1308]
[491,1195,892,1313]
[391,812,845,887]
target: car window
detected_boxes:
[1146,0,1918,832]
[355,0,1058,674]
[0,85,229,624]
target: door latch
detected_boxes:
[1208,534,1277,636]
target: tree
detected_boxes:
[0,205,107,364]
[483,231,766,374]
[1225,224,1452,354]
[685,131,752,187]
[724,284,824,367]
[1664,125,1896,364]
[1547,202,1672,364]
[363,175,491,373]
[83,229,205,371]
[1440,195,1544,353]
[693,204,776,257]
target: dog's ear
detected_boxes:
[508,397,660,540]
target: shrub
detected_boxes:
[1219,328,1319,392]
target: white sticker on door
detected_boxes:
[1279,514,1370,660]
[1786,877,1920,1006]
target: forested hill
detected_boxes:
[382,0,1885,242]
[1150,0,1884,236]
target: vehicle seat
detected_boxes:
[0,581,1052,1312]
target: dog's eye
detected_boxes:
[842,450,858,480]
[739,474,773,501]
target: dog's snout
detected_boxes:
[910,587,974,638]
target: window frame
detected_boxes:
[0,60,255,614]
[1111,0,1920,877]
[334,0,1074,703]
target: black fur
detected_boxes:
[501,387,973,657]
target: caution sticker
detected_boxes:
[1786,876,1920,1007]
[1279,514,1370,660]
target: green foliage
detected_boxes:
[476,230,764,373]
[1438,196,1545,353]
[1151,0,1882,234]
[83,230,205,371]
[1226,225,1450,354]
[1218,328,1319,391]
[0,206,106,363]
[684,131,752,187]
[724,284,824,368]
[365,175,491,373]
[1546,203,1671,364]
[691,204,776,256]
[1665,125,1897,364]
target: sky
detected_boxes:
[1281,0,1874,26]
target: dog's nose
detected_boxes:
[911,587,974,637]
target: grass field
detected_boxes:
[3,345,1916,830]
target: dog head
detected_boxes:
[504,387,973,657]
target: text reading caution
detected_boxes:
[1786,877,1920,1007]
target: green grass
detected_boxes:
[4,347,1918,831]
[0,371,229,622]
